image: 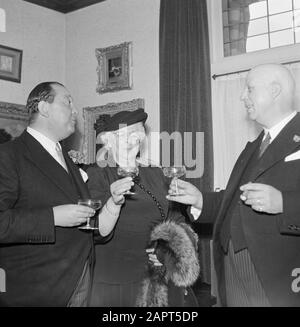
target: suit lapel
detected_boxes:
[213,133,263,234]
[221,133,263,206]
[21,131,78,202]
[63,149,90,199]
[251,113,300,181]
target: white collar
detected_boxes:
[26,126,58,153]
[263,111,297,142]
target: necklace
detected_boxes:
[134,177,166,220]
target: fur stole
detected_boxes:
[135,221,200,307]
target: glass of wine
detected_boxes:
[162,166,186,196]
[78,198,102,230]
[117,166,139,195]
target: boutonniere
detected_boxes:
[68,150,85,164]
[293,135,300,143]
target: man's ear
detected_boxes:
[37,101,49,118]
[271,82,281,100]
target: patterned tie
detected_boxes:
[55,143,68,172]
[258,132,271,158]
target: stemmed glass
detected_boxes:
[117,166,139,195]
[162,166,186,196]
[78,198,102,230]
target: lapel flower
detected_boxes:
[293,135,300,143]
[68,150,85,164]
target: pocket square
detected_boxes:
[285,150,300,162]
[79,168,88,182]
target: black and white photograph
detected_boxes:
[1,0,300,322]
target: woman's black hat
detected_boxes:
[103,108,148,132]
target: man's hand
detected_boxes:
[166,179,203,210]
[110,177,134,205]
[146,248,163,266]
[240,183,283,214]
[53,204,95,227]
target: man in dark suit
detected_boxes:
[167,63,300,306]
[0,82,97,306]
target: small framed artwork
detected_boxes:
[96,42,132,94]
[0,45,23,83]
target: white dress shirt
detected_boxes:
[26,127,66,169]
[262,111,296,143]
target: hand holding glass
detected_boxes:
[117,166,139,195]
[78,198,102,230]
[163,166,186,195]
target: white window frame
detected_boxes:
[207,0,300,76]
[0,8,5,32]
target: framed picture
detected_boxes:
[0,45,23,83]
[0,101,29,143]
[81,98,144,164]
[96,42,132,94]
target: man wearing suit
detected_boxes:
[167,63,300,306]
[0,82,97,306]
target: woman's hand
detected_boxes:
[110,177,134,205]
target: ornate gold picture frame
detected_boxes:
[0,101,29,143]
[96,42,133,94]
[81,98,144,164]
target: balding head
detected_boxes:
[250,64,295,99]
[241,63,296,128]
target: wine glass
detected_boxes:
[117,166,139,195]
[78,198,102,230]
[162,166,186,196]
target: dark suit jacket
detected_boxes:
[199,113,300,306]
[0,131,93,306]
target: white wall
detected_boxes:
[65,0,160,153]
[0,0,65,105]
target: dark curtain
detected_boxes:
[159,0,214,285]
[159,0,213,192]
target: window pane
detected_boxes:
[223,27,230,43]
[248,17,268,36]
[223,11,229,26]
[224,43,231,57]
[228,24,246,41]
[222,0,229,12]
[269,12,293,31]
[294,9,300,26]
[246,34,269,52]
[268,0,292,15]
[228,40,246,55]
[270,29,294,47]
[294,0,300,10]
[249,1,267,19]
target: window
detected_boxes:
[223,0,300,56]
[0,8,5,32]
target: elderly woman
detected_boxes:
[88,109,199,307]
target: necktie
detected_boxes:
[55,143,68,172]
[258,132,271,158]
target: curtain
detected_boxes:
[159,0,213,192]
[212,63,300,190]
[159,0,213,285]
